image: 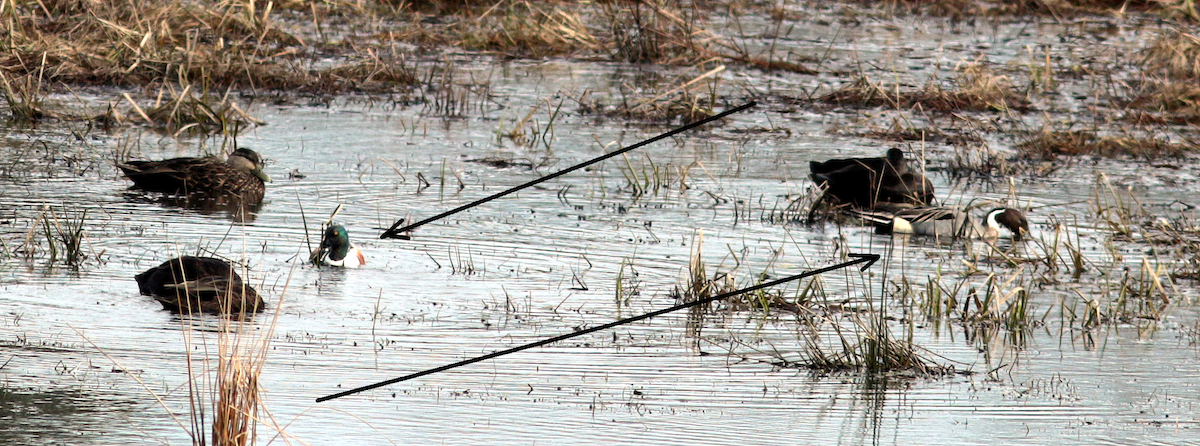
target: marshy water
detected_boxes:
[4,5,1200,446]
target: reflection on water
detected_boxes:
[121,191,262,223]
[0,387,142,445]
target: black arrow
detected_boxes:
[380,101,757,239]
[316,253,880,402]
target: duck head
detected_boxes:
[885,148,904,169]
[313,223,366,267]
[227,148,272,183]
[986,208,1030,241]
[319,224,352,261]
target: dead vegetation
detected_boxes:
[456,2,599,58]
[830,119,985,147]
[598,0,708,65]
[0,0,817,101]
[1143,30,1200,80]
[819,65,1030,113]
[1125,31,1200,123]
[575,65,723,123]
[877,0,1199,20]
[1016,130,1193,160]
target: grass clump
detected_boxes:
[1126,30,1200,122]
[134,87,262,136]
[0,0,422,96]
[576,65,722,124]
[6,206,103,270]
[820,65,1030,113]
[598,0,709,65]
[0,73,52,123]
[1126,81,1200,124]
[945,143,1026,179]
[1143,30,1200,80]
[457,2,598,58]
[1016,130,1192,160]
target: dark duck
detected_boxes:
[809,148,934,209]
[135,256,264,315]
[117,148,271,202]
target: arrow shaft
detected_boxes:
[381,102,757,238]
[316,254,875,402]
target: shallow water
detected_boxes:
[4,10,1200,446]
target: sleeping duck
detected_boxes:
[810,149,934,208]
[135,256,264,315]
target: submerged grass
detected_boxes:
[674,235,952,376]
[3,205,103,270]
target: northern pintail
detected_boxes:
[852,206,1029,240]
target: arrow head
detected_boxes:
[848,253,881,271]
[380,218,411,239]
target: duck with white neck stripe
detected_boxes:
[850,206,1029,241]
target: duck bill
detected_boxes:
[254,169,273,183]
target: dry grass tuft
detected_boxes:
[135,87,263,136]
[212,347,260,446]
[1016,130,1192,160]
[1128,32,1200,123]
[598,1,709,65]
[946,143,1026,178]
[1125,80,1200,124]
[187,267,287,445]
[820,65,1029,113]
[576,65,722,123]
[457,3,598,57]
[1143,30,1200,79]
[0,73,51,123]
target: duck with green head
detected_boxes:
[311,223,366,267]
[117,148,272,201]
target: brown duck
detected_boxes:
[135,256,264,315]
[117,148,271,201]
